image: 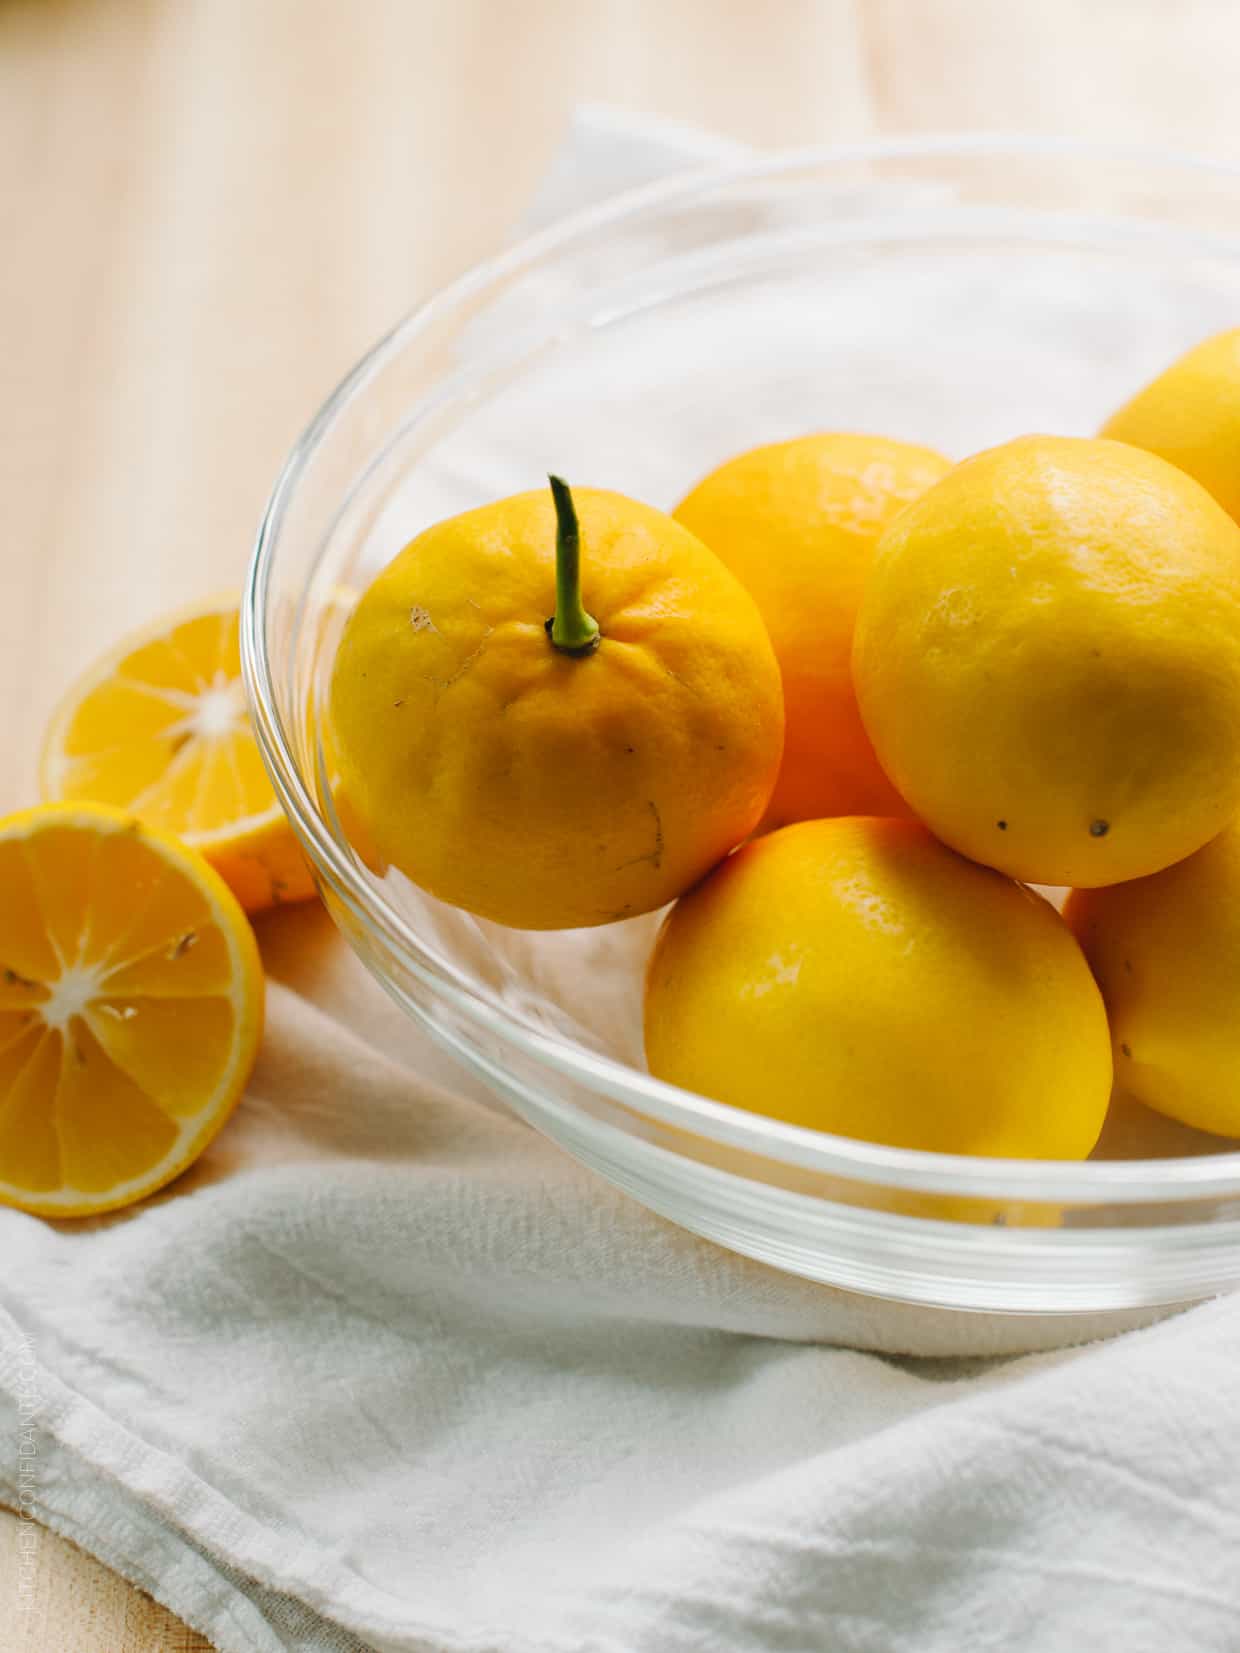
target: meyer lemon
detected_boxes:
[644,815,1111,1159]
[329,479,784,930]
[1101,328,1240,523]
[853,435,1240,888]
[674,433,950,827]
[1067,821,1240,1139]
[40,599,316,913]
[0,803,263,1217]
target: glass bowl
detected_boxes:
[243,136,1240,1315]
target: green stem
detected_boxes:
[545,475,600,656]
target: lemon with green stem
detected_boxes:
[328,476,784,930]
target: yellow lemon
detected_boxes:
[644,816,1111,1158]
[40,599,316,913]
[674,433,950,828]
[853,436,1240,888]
[329,479,784,930]
[1066,822,1240,1138]
[0,803,263,1217]
[1101,328,1240,523]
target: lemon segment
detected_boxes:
[40,601,317,913]
[0,803,264,1218]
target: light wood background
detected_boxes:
[3,1,1239,1647]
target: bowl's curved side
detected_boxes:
[243,135,1240,1309]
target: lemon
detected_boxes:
[644,816,1111,1159]
[1066,822,1240,1138]
[1101,328,1240,523]
[0,803,263,1217]
[329,479,784,930]
[674,433,950,828]
[40,599,316,913]
[853,436,1240,888]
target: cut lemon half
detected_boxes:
[40,599,315,913]
[0,803,263,1217]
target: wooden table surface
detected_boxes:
[3,1,1239,1647]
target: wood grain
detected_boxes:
[2,1,1237,1646]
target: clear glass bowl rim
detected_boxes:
[242,131,1240,1208]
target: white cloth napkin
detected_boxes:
[4,107,1240,1653]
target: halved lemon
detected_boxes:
[40,599,315,912]
[0,803,263,1217]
